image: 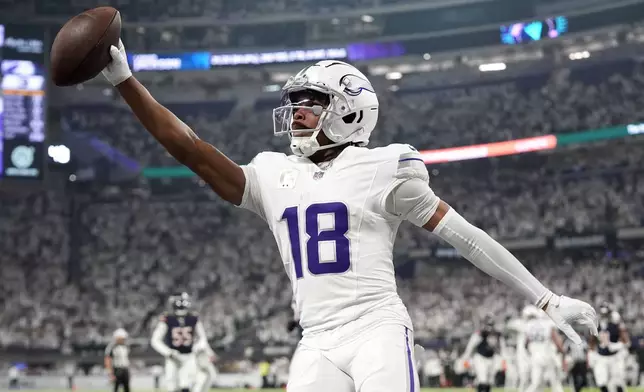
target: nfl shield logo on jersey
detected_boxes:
[279,170,298,189]
[313,171,325,180]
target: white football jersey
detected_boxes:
[524,318,556,357]
[506,318,528,361]
[240,144,430,336]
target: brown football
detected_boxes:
[50,6,121,86]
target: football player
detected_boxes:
[459,316,502,392]
[524,309,566,392]
[589,302,630,392]
[102,40,598,392]
[151,293,208,392]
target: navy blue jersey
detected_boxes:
[162,312,199,354]
[476,329,500,358]
[598,320,621,356]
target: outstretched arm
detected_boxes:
[461,332,481,359]
[102,41,245,205]
[386,176,598,343]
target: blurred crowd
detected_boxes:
[63,59,644,166]
[29,0,460,20]
[2,58,644,350]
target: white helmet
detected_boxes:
[113,328,128,339]
[273,60,379,157]
[521,305,540,319]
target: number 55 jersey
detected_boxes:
[240,144,434,339]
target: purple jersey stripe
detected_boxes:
[398,158,424,163]
[405,327,415,392]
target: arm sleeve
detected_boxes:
[238,157,267,220]
[462,333,481,359]
[150,322,172,357]
[433,208,551,305]
[104,342,114,357]
[193,321,214,355]
[500,336,508,356]
[517,332,527,357]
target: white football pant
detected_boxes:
[524,351,563,392]
[287,324,419,392]
[516,357,531,392]
[504,359,521,390]
[593,353,626,389]
[473,354,497,385]
[193,362,217,392]
[164,353,196,392]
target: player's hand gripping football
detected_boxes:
[542,293,598,344]
[101,39,132,86]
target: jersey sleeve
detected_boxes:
[382,144,438,227]
[238,152,274,221]
[104,342,114,357]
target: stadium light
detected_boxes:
[263,84,281,92]
[385,71,403,80]
[478,62,507,72]
[48,144,70,164]
[568,51,590,60]
[361,15,374,23]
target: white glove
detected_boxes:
[608,342,626,352]
[540,292,598,344]
[167,349,184,363]
[101,39,132,86]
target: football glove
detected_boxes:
[540,292,598,344]
[101,39,132,86]
[167,349,183,362]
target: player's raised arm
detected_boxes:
[100,40,245,205]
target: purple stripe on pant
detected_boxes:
[405,327,415,392]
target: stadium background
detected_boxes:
[1,0,644,389]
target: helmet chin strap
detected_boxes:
[291,130,346,157]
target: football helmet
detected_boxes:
[169,292,191,316]
[599,301,611,320]
[113,328,128,340]
[273,60,379,157]
[522,304,540,319]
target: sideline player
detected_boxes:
[101,39,598,392]
[524,309,566,392]
[459,317,502,392]
[151,293,209,392]
[589,302,630,392]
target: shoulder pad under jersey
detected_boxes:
[248,151,288,168]
[387,144,429,183]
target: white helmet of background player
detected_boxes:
[273,60,379,157]
[169,292,191,316]
[113,328,128,340]
[522,305,540,320]
[599,301,620,323]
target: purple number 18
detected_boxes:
[281,202,351,279]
